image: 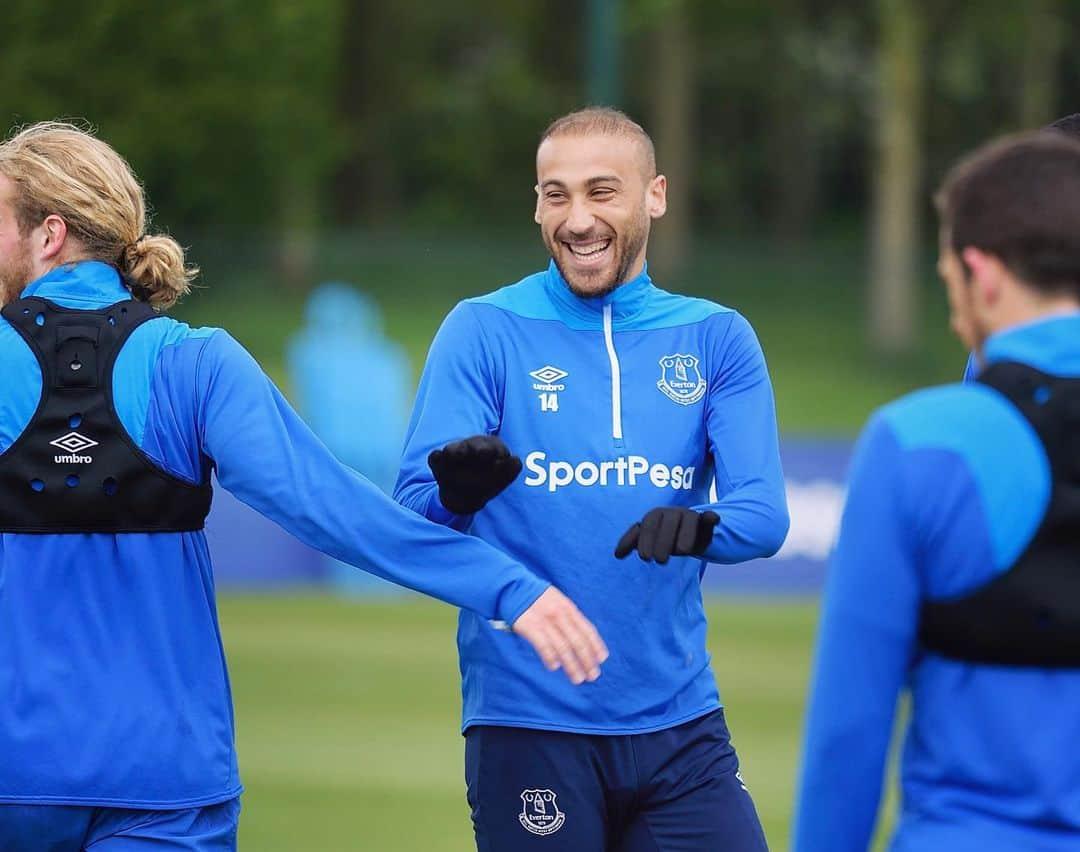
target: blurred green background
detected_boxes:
[6,0,1077,435]
[4,0,1076,848]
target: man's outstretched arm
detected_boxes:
[197,330,606,683]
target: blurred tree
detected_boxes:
[587,0,623,105]
[642,0,694,280]
[762,3,870,244]
[261,2,343,287]
[327,0,578,226]
[763,1,828,245]
[1018,0,1064,128]
[1,0,339,233]
[869,0,924,354]
[1,0,1076,259]
[683,0,872,238]
[332,1,410,223]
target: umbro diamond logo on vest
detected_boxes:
[50,431,99,464]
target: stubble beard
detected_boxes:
[545,209,650,300]
[0,244,33,308]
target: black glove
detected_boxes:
[614,508,720,564]
[428,435,522,515]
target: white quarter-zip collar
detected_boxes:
[603,303,624,442]
[542,259,653,329]
[542,260,646,444]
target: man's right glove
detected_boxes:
[428,435,523,515]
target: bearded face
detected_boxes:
[535,133,665,299]
[0,235,33,307]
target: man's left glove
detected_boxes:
[614,507,720,564]
[428,434,523,515]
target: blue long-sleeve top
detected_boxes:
[0,262,550,808]
[394,261,789,734]
[795,312,1080,852]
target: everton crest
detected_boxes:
[519,789,566,836]
[657,354,707,405]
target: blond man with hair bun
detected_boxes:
[0,122,606,851]
[0,122,194,309]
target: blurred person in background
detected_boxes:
[795,132,1080,851]
[287,282,411,594]
[963,111,1080,382]
[395,107,789,851]
[0,121,606,852]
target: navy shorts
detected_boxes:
[465,709,768,851]
[0,797,240,851]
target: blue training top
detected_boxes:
[795,312,1080,852]
[0,261,551,809]
[395,261,789,734]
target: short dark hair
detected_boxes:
[1048,113,1080,138]
[539,107,657,177]
[936,132,1080,299]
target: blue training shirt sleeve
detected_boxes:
[793,414,920,852]
[394,302,503,530]
[196,330,549,625]
[695,311,789,562]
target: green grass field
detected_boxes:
[219,595,895,851]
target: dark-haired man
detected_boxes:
[963,111,1080,381]
[396,107,789,851]
[795,132,1080,851]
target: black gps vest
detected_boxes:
[918,360,1080,667]
[0,296,212,533]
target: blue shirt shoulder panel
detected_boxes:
[632,286,731,332]
[115,318,218,450]
[878,384,1051,575]
[467,270,557,321]
[983,313,1080,377]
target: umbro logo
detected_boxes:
[530,366,567,413]
[50,432,98,453]
[529,366,568,385]
[51,431,98,464]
